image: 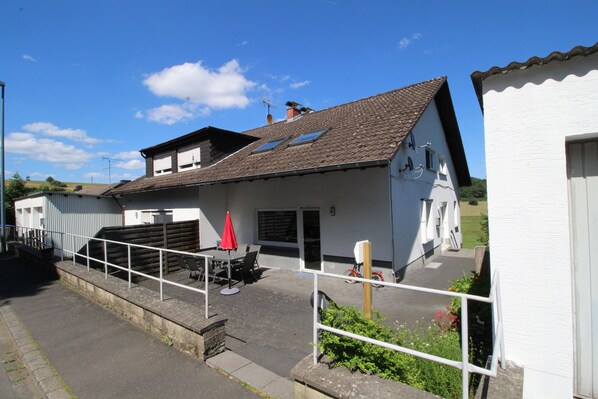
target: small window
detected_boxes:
[253,138,287,153]
[154,154,172,176]
[420,200,434,243]
[178,144,201,172]
[425,148,436,171]
[438,155,447,175]
[141,210,173,224]
[257,210,297,244]
[289,129,327,146]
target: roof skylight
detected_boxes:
[253,138,287,153]
[289,129,328,146]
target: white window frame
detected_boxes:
[255,208,299,248]
[153,154,172,176]
[438,155,447,176]
[177,144,201,172]
[141,210,173,224]
[420,199,434,243]
[425,148,436,171]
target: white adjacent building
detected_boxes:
[471,42,598,398]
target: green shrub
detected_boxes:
[319,304,465,398]
[468,199,478,205]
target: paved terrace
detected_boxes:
[138,250,476,379]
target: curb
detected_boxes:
[0,305,74,399]
[207,350,294,399]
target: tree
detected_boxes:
[5,172,33,225]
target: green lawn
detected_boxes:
[460,201,487,249]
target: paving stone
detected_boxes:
[33,366,57,382]
[262,377,295,399]
[38,376,65,393]
[207,350,252,374]
[232,362,279,389]
[47,389,72,399]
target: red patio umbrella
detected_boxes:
[220,211,239,295]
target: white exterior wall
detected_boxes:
[197,168,392,271]
[122,186,201,226]
[15,196,46,229]
[390,101,463,273]
[482,53,598,398]
[15,194,122,251]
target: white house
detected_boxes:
[15,185,123,253]
[471,42,598,398]
[111,77,471,279]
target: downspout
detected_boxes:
[387,159,396,282]
[110,196,126,226]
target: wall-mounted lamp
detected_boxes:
[330,206,336,216]
[419,142,432,148]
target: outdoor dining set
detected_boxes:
[175,243,261,294]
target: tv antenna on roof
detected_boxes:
[262,97,280,125]
[102,157,117,183]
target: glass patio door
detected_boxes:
[299,209,322,271]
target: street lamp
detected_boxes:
[0,81,5,253]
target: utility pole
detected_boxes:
[0,81,6,253]
[102,157,117,184]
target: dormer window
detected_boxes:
[178,144,201,172]
[154,154,172,176]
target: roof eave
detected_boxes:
[111,160,390,196]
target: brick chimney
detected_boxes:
[285,101,302,120]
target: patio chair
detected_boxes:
[232,251,258,285]
[248,244,261,270]
[234,243,248,254]
[177,255,201,284]
[203,259,227,286]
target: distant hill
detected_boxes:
[24,179,103,192]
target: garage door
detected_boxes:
[568,140,598,398]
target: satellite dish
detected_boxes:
[406,131,416,150]
[407,156,414,171]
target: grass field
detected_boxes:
[460,200,487,249]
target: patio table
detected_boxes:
[198,249,245,295]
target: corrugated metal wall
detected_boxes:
[45,194,122,251]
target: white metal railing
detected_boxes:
[311,270,505,399]
[14,226,212,319]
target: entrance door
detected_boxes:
[299,209,322,271]
[568,140,598,398]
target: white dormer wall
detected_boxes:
[389,100,462,273]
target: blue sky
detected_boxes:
[0,1,596,184]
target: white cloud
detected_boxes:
[289,80,311,89]
[23,122,102,145]
[146,103,210,125]
[113,151,141,160]
[57,163,84,170]
[115,159,144,170]
[143,59,256,109]
[30,172,51,178]
[6,132,94,166]
[134,110,144,119]
[22,54,37,62]
[84,172,104,179]
[399,32,423,49]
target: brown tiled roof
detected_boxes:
[74,183,123,196]
[471,41,598,108]
[111,77,468,195]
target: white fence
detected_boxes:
[14,227,212,319]
[311,271,504,399]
